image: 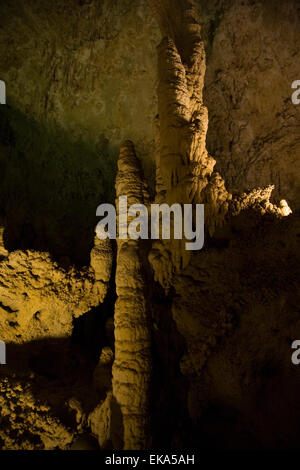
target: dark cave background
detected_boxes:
[0,0,299,450]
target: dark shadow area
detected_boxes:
[0,337,100,430]
[0,105,116,266]
[72,252,117,363]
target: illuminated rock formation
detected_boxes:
[112,141,151,449]
[0,236,112,344]
[0,0,298,451]
[90,236,114,303]
[0,224,8,258]
[0,377,73,450]
[148,0,291,290]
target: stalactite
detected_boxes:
[112,140,152,450]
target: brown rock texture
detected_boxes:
[148,0,290,290]
[199,0,300,210]
[0,0,160,175]
[0,378,73,450]
[112,141,151,449]
[0,0,299,451]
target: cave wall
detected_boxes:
[0,0,160,262]
[0,0,299,451]
[1,0,299,216]
[0,0,299,264]
[0,0,160,166]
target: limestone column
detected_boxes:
[112,141,152,449]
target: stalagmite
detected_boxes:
[90,235,113,303]
[148,0,290,290]
[112,141,152,449]
[0,227,8,259]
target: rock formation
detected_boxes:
[112,141,151,449]
[0,0,299,451]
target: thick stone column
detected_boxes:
[112,141,151,449]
